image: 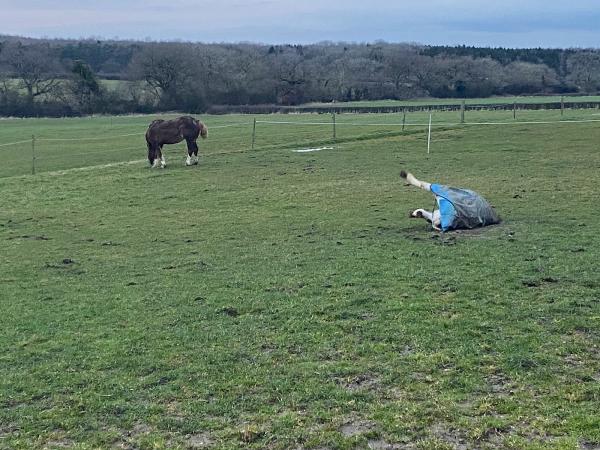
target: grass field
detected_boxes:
[305,96,600,108]
[1,109,599,449]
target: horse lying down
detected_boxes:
[400,170,500,231]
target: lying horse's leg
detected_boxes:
[400,170,431,192]
[186,138,199,165]
[410,208,441,230]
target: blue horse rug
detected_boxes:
[430,184,500,231]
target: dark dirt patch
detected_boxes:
[429,423,469,449]
[485,373,514,397]
[522,276,560,288]
[44,439,75,448]
[338,373,381,392]
[339,419,375,437]
[367,439,413,449]
[239,425,264,443]
[219,306,239,317]
[130,423,152,436]
[6,234,50,240]
[522,278,541,287]
[186,432,213,448]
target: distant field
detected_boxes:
[305,95,600,108]
[1,109,599,449]
[5,76,600,108]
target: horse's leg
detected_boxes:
[400,170,431,192]
[158,145,166,168]
[186,138,199,165]
[192,139,199,164]
[185,139,194,166]
[410,209,441,230]
[148,141,156,166]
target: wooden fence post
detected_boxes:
[251,118,256,150]
[561,96,564,117]
[402,109,406,131]
[332,112,336,141]
[461,100,465,123]
[513,102,516,120]
[31,135,36,175]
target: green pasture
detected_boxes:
[0,110,599,449]
[305,95,600,108]
[1,107,600,178]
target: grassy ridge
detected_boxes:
[0,111,599,449]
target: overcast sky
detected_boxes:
[3,0,600,48]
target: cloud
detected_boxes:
[2,0,600,47]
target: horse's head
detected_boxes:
[199,122,208,139]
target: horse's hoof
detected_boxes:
[193,160,198,165]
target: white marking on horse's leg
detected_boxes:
[406,172,431,191]
[411,208,442,230]
[186,154,193,166]
[432,210,441,230]
[193,155,199,165]
[412,208,433,221]
[152,159,160,168]
[160,156,166,168]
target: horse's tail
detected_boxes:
[198,120,208,139]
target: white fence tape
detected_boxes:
[0,139,32,147]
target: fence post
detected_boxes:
[402,109,406,131]
[251,118,257,150]
[461,100,465,124]
[31,134,36,175]
[332,112,336,141]
[427,113,432,155]
[561,96,564,117]
[513,102,516,120]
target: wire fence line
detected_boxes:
[258,118,600,127]
[1,113,599,178]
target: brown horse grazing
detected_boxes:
[145,116,208,168]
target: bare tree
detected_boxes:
[1,42,64,102]
[566,51,600,93]
[128,43,195,107]
[503,61,560,94]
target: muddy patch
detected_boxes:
[485,372,514,397]
[429,423,469,449]
[186,432,213,448]
[338,373,381,392]
[44,439,75,448]
[367,439,413,449]
[339,419,375,437]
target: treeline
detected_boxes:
[1,36,599,117]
